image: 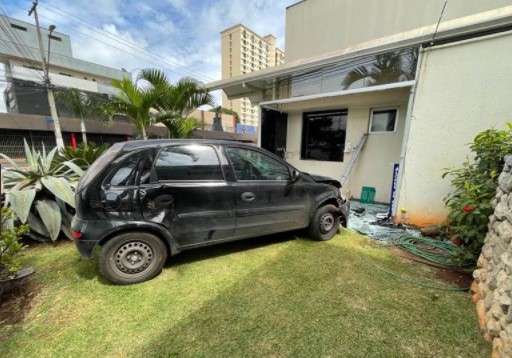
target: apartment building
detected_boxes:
[0,14,134,156]
[220,24,284,127]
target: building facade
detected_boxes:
[209,0,512,227]
[0,14,132,154]
[220,24,284,127]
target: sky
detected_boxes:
[3,0,296,105]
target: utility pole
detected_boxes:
[29,0,64,148]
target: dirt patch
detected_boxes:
[0,277,40,341]
[435,268,473,289]
[390,247,473,288]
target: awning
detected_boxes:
[206,6,512,100]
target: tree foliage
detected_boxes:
[55,89,108,144]
[106,68,213,139]
[209,106,241,124]
[1,208,28,280]
[341,49,418,89]
[443,123,512,264]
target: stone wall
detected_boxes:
[474,155,512,358]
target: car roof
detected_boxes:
[121,139,257,152]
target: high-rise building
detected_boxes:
[220,24,284,127]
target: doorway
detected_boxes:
[261,108,287,159]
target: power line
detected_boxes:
[0,11,43,80]
[0,4,46,82]
[2,2,206,83]
[38,1,215,82]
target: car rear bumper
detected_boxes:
[71,216,101,259]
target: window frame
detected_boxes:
[369,107,399,134]
[153,144,226,183]
[101,150,146,188]
[225,146,292,182]
[301,109,348,162]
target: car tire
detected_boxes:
[99,232,167,285]
[308,204,340,241]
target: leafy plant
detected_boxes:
[54,142,108,170]
[0,139,83,242]
[106,68,213,139]
[1,208,28,280]
[55,89,109,145]
[443,123,512,264]
[209,106,241,124]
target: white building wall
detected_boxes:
[285,0,512,62]
[396,32,512,226]
[281,87,409,203]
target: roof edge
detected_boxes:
[207,6,512,90]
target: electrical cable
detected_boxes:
[1,2,212,83]
[358,234,471,291]
[38,1,215,83]
[0,5,47,82]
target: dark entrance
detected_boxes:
[261,108,288,159]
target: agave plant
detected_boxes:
[0,139,84,242]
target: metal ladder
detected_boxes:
[340,134,368,187]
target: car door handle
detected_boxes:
[241,192,255,202]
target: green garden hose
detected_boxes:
[392,234,467,267]
[358,234,470,291]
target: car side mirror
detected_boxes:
[291,170,301,182]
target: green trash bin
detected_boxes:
[360,186,376,204]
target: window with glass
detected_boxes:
[104,151,143,187]
[301,110,347,162]
[155,145,223,181]
[369,108,398,133]
[226,147,290,181]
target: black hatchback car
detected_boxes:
[72,140,349,284]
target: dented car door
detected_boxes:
[139,144,235,247]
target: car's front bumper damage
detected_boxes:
[337,198,350,227]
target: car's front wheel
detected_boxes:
[99,232,167,285]
[308,204,340,241]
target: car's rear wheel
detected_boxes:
[308,204,340,241]
[99,232,167,285]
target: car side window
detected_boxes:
[155,145,224,181]
[226,147,291,181]
[104,151,142,187]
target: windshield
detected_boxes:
[77,142,124,192]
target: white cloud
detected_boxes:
[4,0,293,106]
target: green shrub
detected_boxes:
[54,142,108,170]
[443,123,512,264]
[1,208,28,280]
[0,139,83,242]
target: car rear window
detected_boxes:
[77,142,123,191]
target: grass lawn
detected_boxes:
[0,230,489,357]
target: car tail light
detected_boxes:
[71,230,82,239]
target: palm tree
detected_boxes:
[139,69,214,138]
[209,106,241,124]
[107,69,213,139]
[341,49,418,90]
[107,77,159,140]
[54,89,106,145]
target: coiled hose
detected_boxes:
[358,234,470,291]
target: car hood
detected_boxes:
[303,173,342,189]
